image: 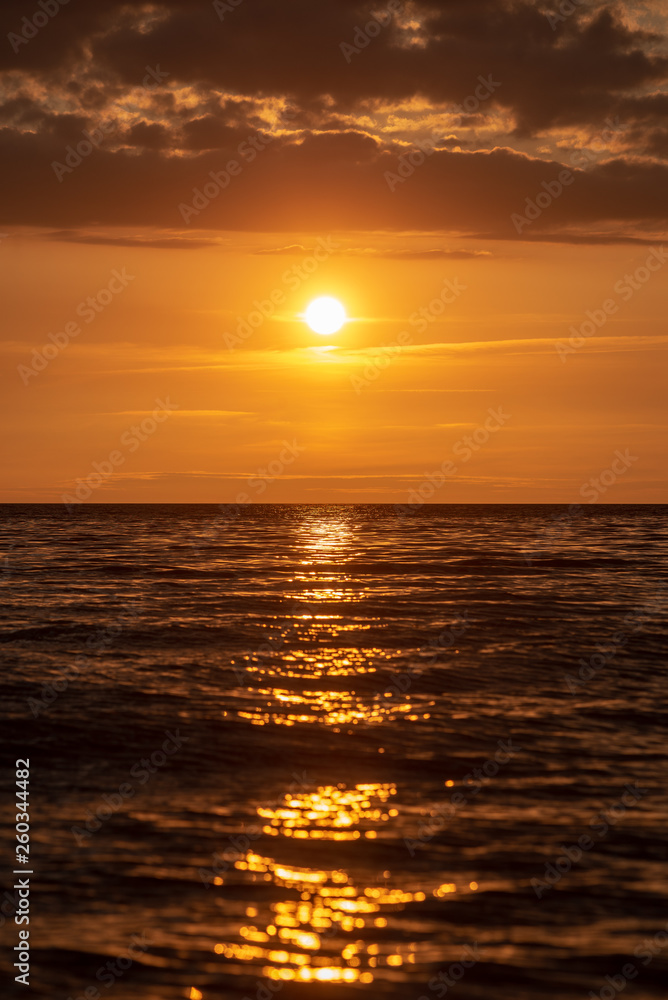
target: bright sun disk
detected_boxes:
[304,297,347,335]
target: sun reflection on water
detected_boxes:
[211,782,435,986]
[235,647,379,681]
[228,644,434,730]
[258,782,399,840]
[233,684,432,730]
[189,781,483,999]
[190,515,466,998]
[299,516,355,560]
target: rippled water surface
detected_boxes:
[1,504,667,1000]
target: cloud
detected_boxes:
[255,245,492,258]
[337,335,668,364]
[2,129,668,237]
[1,1,667,237]
[395,335,668,357]
[471,230,668,246]
[19,1,662,132]
[99,409,255,417]
[254,244,319,256]
[42,230,222,249]
[345,248,492,259]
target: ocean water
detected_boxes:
[1,503,667,1000]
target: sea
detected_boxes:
[1,504,667,1000]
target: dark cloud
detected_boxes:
[2,1,665,126]
[1,123,667,236]
[621,123,668,159]
[90,3,666,134]
[0,0,666,235]
[180,116,248,151]
[124,121,172,150]
[643,128,668,158]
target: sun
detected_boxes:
[304,296,347,335]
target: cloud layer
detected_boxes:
[1,0,667,237]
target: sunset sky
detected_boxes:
[1,0,667,503]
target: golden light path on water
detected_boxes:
[191,515,475,997]
[190,782,477,994]
[225,514,437,728]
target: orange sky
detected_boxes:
[1,0,666,502]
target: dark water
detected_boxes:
[1,504,667,1000]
